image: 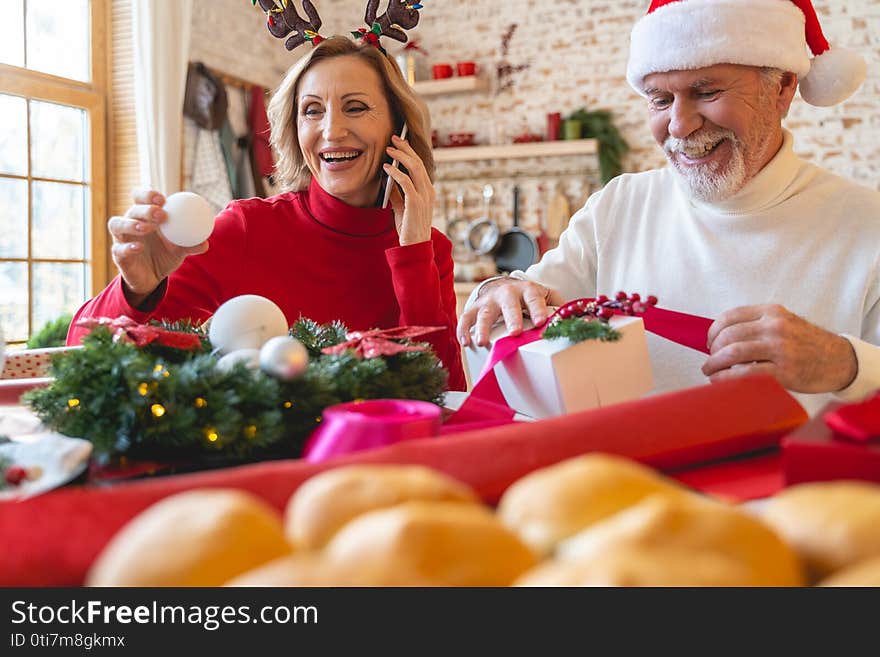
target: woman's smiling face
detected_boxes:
[296,55,395,208]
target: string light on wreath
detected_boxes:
[151,404,166,418]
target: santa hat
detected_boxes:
[626,0,867,107]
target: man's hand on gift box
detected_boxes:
[457,278,564,347]
[702,304,858,394]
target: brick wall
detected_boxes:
[192,1,879,232]
[189,0,301,89]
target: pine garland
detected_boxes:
[543,318,621,343]
[24,319,447,465]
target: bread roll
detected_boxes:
[516,545,755,587]
[818,556,880,587]
[324,501,538,586]
[87,489,291,586]
[761,481,880,578]
[285,465,478,550]
[497,453,693,555]
[557,494,804,586]
[226,553,437,587]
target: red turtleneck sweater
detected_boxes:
[67,179,466,390]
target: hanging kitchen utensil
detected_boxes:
[546,181,572,241]
[494,185,539,273]
[466,184,500,256]
[445,189,472,258]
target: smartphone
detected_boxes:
[381,122,409,209]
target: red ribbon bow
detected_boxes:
[77,316,203,351]
[321,326,443,360]
[825,391,880,443]
[404,40,428,55]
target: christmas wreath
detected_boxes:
[24,317,447,466]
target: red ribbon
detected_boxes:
[444,298,715,429]
[321,326,443,360]
[824,391,880,443]
[76,316,203,351]
[404,40,428,55]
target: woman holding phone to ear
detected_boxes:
[67,36,465,391]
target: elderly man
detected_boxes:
[459,0,880,416]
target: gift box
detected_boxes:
[464,316,653,419]
[782,401,880,485]
[1,346,77,380]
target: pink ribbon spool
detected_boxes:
[302,399,442,463]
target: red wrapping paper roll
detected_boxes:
[0,375,806,585]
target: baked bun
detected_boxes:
[516,545,755,587]
[497,453,693,555]
[285,465,479,550]
[87,489,291,586]
[225,553,437,587]
[323,501,538,586]
[818,556,880,587]
[557,495,804,586]
[761,481,880,578]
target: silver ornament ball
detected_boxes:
[259,336,309,381]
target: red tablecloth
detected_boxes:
[0,375,806,586]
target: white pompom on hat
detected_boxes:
[626,0,867,107]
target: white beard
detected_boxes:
[663,128,747,203]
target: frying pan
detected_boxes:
[494,185,539,273]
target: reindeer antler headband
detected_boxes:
[252,0,424,52]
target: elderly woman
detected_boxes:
[67,37,465,390]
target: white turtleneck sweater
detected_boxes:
[509,131,880,416]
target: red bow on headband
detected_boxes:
[77,316,203,351]
[321,326,443,359]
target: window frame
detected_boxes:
[0,0,109,343]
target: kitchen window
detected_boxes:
[0,0,108,345]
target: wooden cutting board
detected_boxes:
[546,185,571,240]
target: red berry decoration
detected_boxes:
[4,465,27,486]
[550,292,658,327]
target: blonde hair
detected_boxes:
[267,36,434,193]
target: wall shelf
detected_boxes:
[433,139,598,163]
[412,76,489,96]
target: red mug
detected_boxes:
[432,63,454,79]
[456,61,477,77]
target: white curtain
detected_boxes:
[132,0,193,193]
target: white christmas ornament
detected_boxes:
[259,336,309,381]
[216,348,261,373]
[208,295,289,354]
[160,191,215,247]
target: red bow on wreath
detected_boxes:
[321,326,443,359]
[825,391,880,443]
[77,316,203,351]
